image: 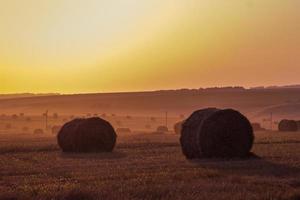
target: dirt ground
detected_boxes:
[0,122,300,200]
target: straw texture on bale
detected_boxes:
[180,108,254,159]
[278,119,298,132]
[57,117,117,152]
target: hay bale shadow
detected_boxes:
[60,151,126,160]
[189,153,300,177]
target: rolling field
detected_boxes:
[0,130,300,200]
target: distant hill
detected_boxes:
[1,88,300,121]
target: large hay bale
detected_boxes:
[57,117,117,153]
[52,125,62,135]
[174,121,184,134]
[180,108,254,159]
[157,126,168,133]
[297,121,300,131]
[278,119,298,132]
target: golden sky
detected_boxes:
[0,0,299,93]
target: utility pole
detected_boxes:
[270,112,273,130]
[44,110,48,130]
[165,111,168,128]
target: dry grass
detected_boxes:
[0,131,300,200]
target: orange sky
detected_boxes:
[0,0,299,93]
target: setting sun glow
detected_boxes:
[1,0,299,93]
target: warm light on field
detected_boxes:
[0,0,299,93]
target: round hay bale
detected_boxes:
[174,121,184,134]
[297,121,300,131]
[180,108,254,159]
[157,126,168,133]
[145,124,151,129]
[57,117,117,153]
[11,114,18,120]
[116,128,131,133]
[5,123,12,130]
[53,113,59,119]
[278,119,298,132]
[52,125,62,135]
[150,117,156,122]
[34,129,44,135]
[251,123,265,132]
[22,126,29,132]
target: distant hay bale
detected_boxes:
[5,123,12,130]
[26,117,31,122]
[126,115,132,119]
[251,123,265,132]
[116,128,131,133]
[57,117,117,153]
[145,124,151,129]
[156,126,168,133]
[34,129,44,135]
[150,117,156,122]
[11,114,18,120]
[53,113,59,119]
[22,126,29,132]
[180,108,254,159]
[52,125,62,135]
[174,121,184,134]
[278,119,298,132]
[19,113,24,117]
[111,114,116,117]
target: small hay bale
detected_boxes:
[5,123,12,130]
[52,125,62,135]
[251,123,265,132]
[156,126,168,133]
[174,121,184,134]
[145,124,151,129]
[53,113,59,119]
[116,128,131,133]
[11,114,18,120]
[150,117,156,122]
[278,119,298,132]
[34,129,44,135]
[180,108,254,159]
[22,127,29,132]
[57,117,117,153]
